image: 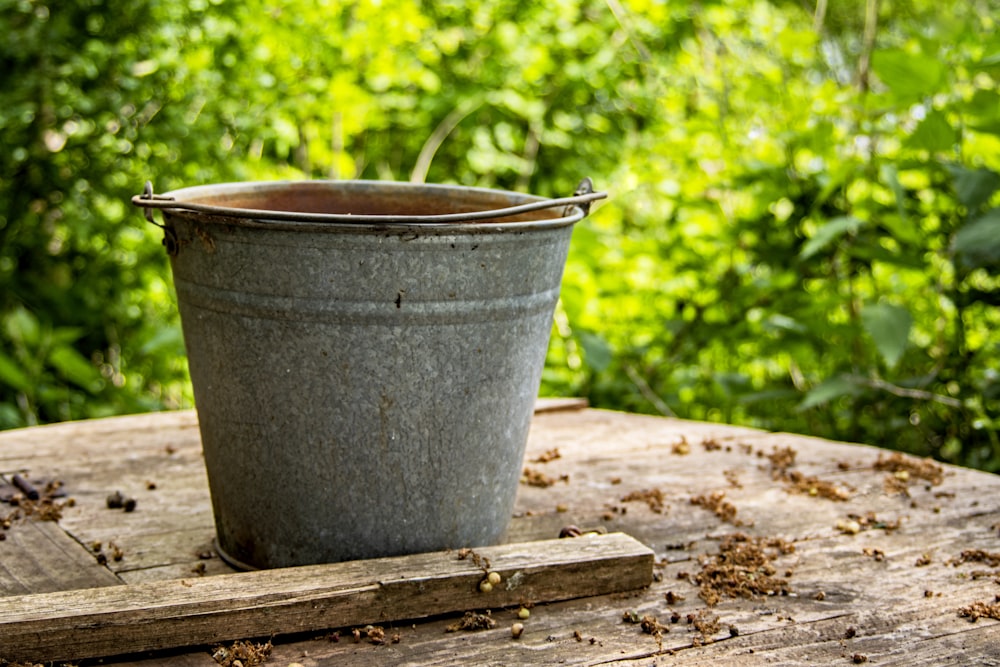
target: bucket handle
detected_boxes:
[132,179,606,225]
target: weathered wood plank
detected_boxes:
[0,518,121,596]
[0,532,653,663]
[2,406,999,665]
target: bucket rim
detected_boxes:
[134,179,604,233]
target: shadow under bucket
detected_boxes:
[134,179,604,569]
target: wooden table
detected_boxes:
[2,400,998,665]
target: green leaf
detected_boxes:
[139,325,186,356]
[0,352,31,392]
[799,216,862,259]
[861,303,912,369]
[947,166,1000,212]
[871,49,947,101]
[576,330,613,373]
[878,163,921,246]
[3,307,41,346]
[48,345,102,392]
[953,208,1000,269]
[797,376,864,411]
[905,109,956,152]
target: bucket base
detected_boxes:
[213,539,259,572]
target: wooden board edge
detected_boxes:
[533,397,589,414]
[0,532,653,663]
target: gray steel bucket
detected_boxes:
[134,180,603,569]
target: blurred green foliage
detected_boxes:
[2,0,998,471]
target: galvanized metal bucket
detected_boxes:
[133,179,604,569]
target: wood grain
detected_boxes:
[1,405,999,665]
[0,533,653,663]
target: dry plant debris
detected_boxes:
[351,624,396,644]
[688,609,722,645]
[520,467,569,488]
[694,533,795,606]
[957,599,1000,622]
[690,491,744,526]
[530,448,561,464]
[701,437,723,452]
[836,512,902,535]
[106,490,137,512]
[947,549,1000,568]
[446,610,497,632]
[767,446,798,477]
[0,478,73,533]
[672,437,691,455]
[862,547,885,562]
[873,452,944,486]
[211,640,272,667]
[785,471,851,501]
[760,445,851,501]
[456,547,491,572]
[621,488,667,514]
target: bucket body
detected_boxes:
[158,181,582,569]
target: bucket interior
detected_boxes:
[171,181,563,224]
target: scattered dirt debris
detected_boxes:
[350,624,395,644]
[621,488,667,514]
[862,547,885,562]
[622,609,642,624]
[106,490,137,512]
[623,611,668,651]
[723,470,743,489]
[915,553,933,567]
[873,452,944,486]
[836,512,902,535]
[957,599,1000,622]
[211,639,272,667]
[694,533,795,605]
[852,654,869,664]
[760,446,848,500]
[665,590,686,605]
[688,609,722,645]
[530,448,561,464]
[192,562,207,576]
[785,471,851,501]
[446,610,497,632]
[456,547,491,573]
[672,437,691,455]
[641,614,669,636]
[690,491,745,526]
[947,549,1000,568]
[767,446,798,477]
[520,467,569,488]
[1,477,72,528]
[701,437,723,452]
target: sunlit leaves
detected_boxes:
[860,303,912,369]
[871,48,948,102]
[799,216,863,259]
[954,209,1000,270]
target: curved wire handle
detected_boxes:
[133,179,607,225]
